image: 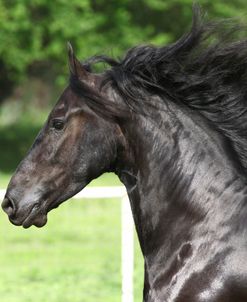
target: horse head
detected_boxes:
[1,45,127,228]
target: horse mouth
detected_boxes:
[10,203,48,229]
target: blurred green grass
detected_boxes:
[0,198,144,302]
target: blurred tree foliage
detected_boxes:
[0,0,247,101]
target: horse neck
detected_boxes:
[117,99,247,273]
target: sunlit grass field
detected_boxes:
[0,173,144,302]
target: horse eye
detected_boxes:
[52,119,64,130]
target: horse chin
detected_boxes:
[22,213,48,229]
[9,203,48,229]
[24,203,48,228]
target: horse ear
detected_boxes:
[67,42,89,81]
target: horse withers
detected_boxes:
[2,8,247,301]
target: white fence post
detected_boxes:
[121,194,134,302]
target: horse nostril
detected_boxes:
[1,196,16,217]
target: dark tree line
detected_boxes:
[0,0,246,102]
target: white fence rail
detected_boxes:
[0,187,134,302]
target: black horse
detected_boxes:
[2,8,247,301]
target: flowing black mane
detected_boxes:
[70,8,247,171]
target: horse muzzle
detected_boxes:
[2,194,48,228]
